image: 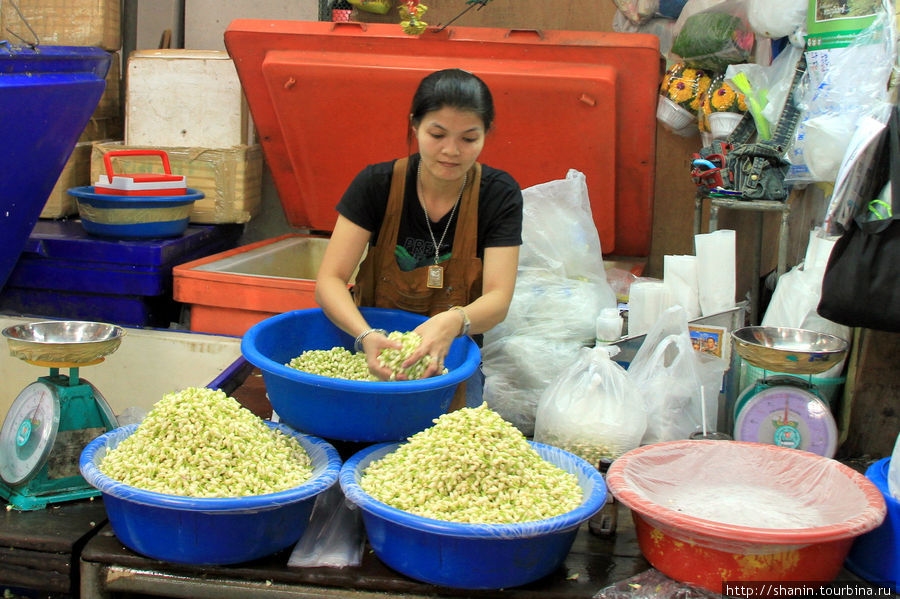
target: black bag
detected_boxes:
[817,104,900,332]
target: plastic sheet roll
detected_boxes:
[663,255,700,319]
[627,279,672,336]
[694,229,736,316]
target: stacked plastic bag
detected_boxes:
[482,170,617,436]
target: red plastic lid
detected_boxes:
[225,21,659,256]
[96,149,187,194]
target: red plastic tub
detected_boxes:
[607,441,887,593]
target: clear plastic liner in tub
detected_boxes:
[340,440,607,589]
[80,422,341,565]
[845,458,899,593]
[606,440,886,591]
[241,307,481,442]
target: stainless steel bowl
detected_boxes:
[731,326,849,375]
[2,320,125,365]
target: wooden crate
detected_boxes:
[1,0,121,50]
[40,141,97,219]
[125,50,251,148]
[90,142,263,224]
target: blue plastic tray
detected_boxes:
[0,44,111,293]
[0,221,242,327]
[4,221,242,295]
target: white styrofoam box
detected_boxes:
[0,316,244,420]
[125,49,250,147]
[184,0,318,51]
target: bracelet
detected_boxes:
[449,306,470,337]
[354,328,387,353]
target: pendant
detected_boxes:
[427,264,444,289]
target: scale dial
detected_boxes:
[0,381,61,486]
[734,384,838,458]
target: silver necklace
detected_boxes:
[418,160,466,289]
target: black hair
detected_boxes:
[409,69,495,135]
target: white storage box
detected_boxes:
[125,50,251,147]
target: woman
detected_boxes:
[315,68,523,406]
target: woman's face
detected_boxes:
[413,106,485,183]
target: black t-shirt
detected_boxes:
[337,154,523,271]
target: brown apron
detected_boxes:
[352,157,482,411]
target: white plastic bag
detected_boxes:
[787,8,895,184]
[614,0,661,25]
[482,336,583,436]
[518,169,611,285]
[762,230,850,378]
[288,484,365,568]
[495,269,614,345]
[534,346,647,464]
[627,306,728,443]
[747,0,805,39]
[481,170,618,435]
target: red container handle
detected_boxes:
[103,150,173,180]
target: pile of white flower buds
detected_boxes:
[99,387,313,498]
[361,403,583,524]
[286,331,446,381]
[287,347,374,380]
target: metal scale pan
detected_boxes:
[0,321,124,510]
[730,326,849,458]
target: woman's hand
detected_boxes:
[401,309,464,378]
[360,331,403,380]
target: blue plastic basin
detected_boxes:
[0,44,110,292]
[845,457,899,593]
[340,441,607,589]
[241,307,481,442]
[80,422,341,565]
[67,186,204,239]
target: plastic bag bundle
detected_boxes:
[534,346,647,464]
[517,169,610,284]
[747,0,806,39]
[614,0,661,25]
[494,269,614,345]
[483,170,617,435]
[481,335,583,436]
[596,568,721,599]
[787,9,895,184]
[627,306,727,443]
[670,0,754,71]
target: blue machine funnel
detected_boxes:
[0,43,111,293]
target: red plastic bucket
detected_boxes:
[607,440,887,593]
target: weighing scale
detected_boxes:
[730,326,848,458]
[0,321,124,510]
